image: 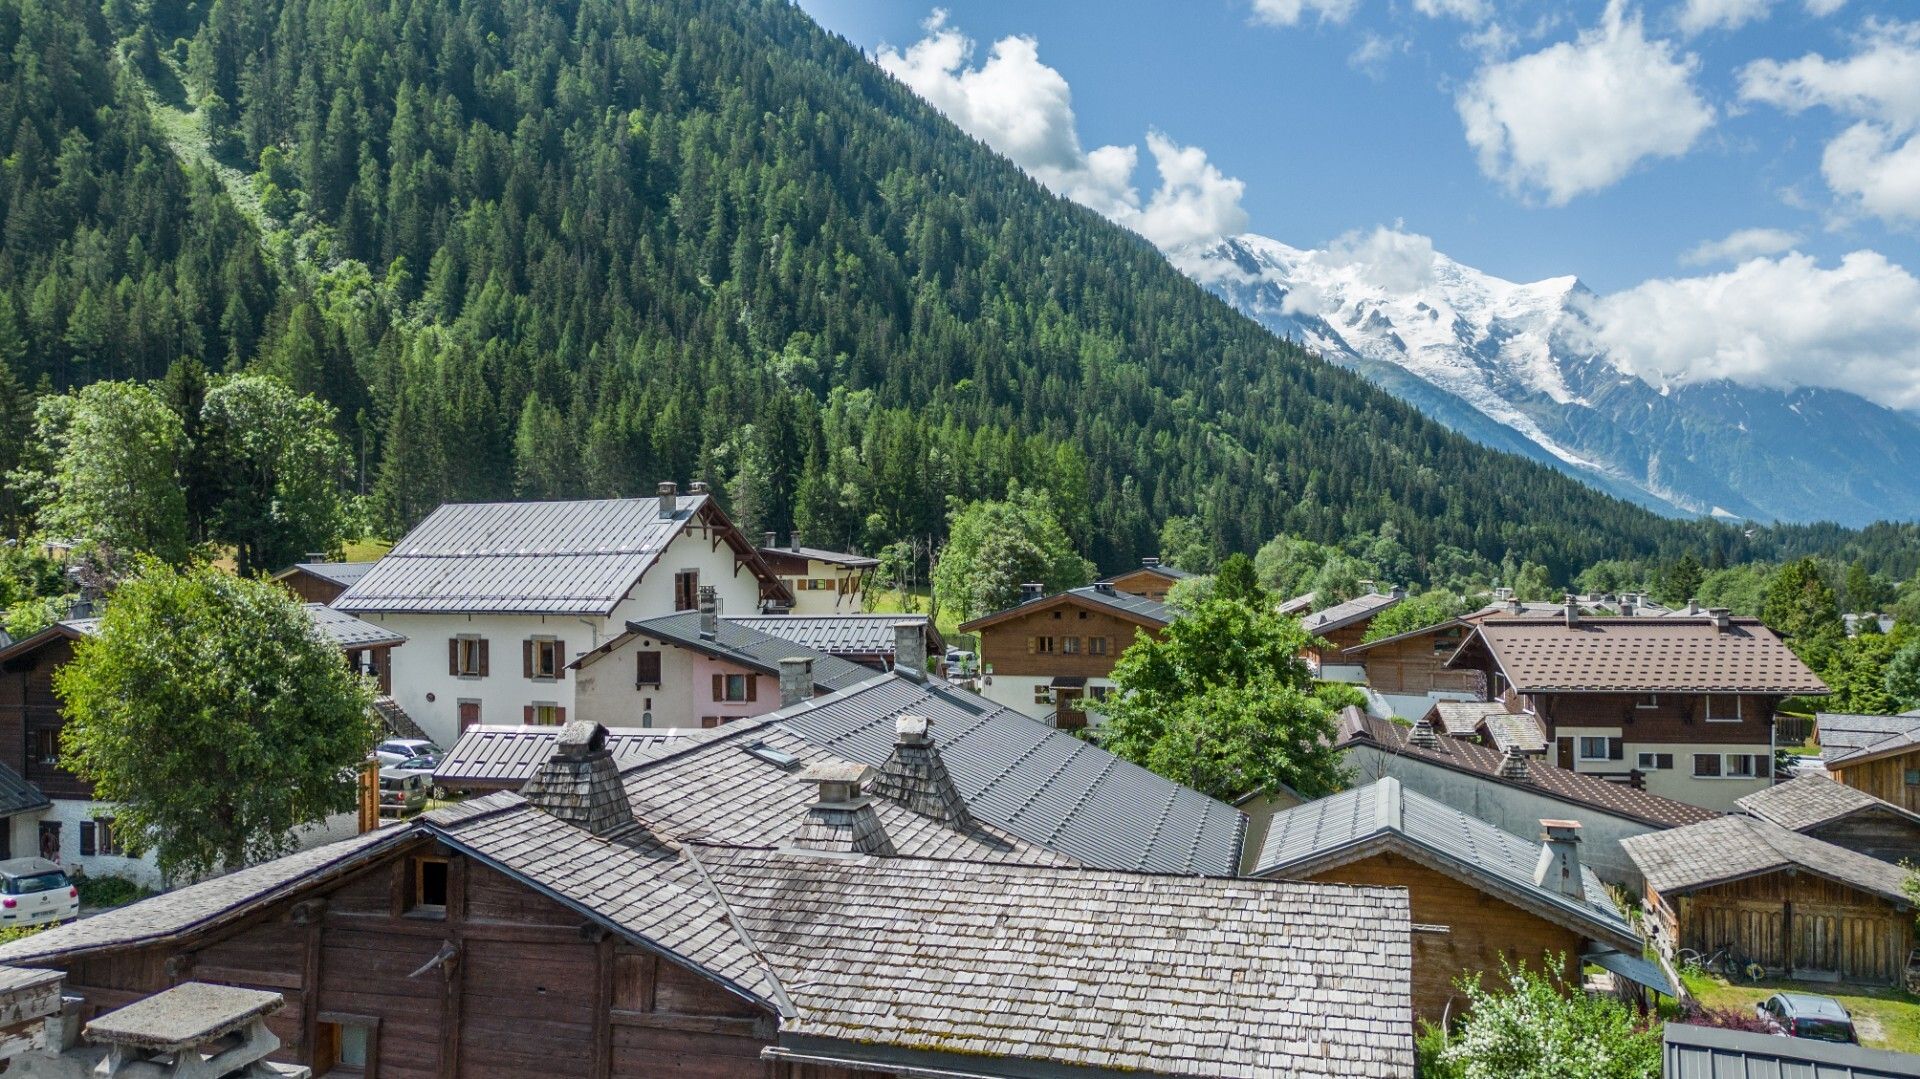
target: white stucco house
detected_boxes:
[335,483,793,747]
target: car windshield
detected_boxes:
[6,871,68,894]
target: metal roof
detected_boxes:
[0,762,48,819]
[1621,813,1912,903]
[300,604,406,649]
[1456,616,1829,695]
[625,613,875,692]
[1664,1023,1920,1079]
[957,583,1174,633]
[756,545,879,569]
[335,496,735,615]
[435,725,693,788]
[274,561,378,589]
[1253,777,1638,948]
[1097,561,1195,584]
[727,615,942,659]
[774,673,1246,876]
[1583,949,1674,998]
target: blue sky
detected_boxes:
[797,0,1920,410]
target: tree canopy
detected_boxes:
[931,486,1094,624]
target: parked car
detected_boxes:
[391,754,439,772]
[944,649,978,676]
[375,739,439,767]
[0,858,78,927]
[1755,993,1858,1043]
[379,767,430,818]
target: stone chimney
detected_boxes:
[893,622,926,682]
[790,530,803,553]
[656,480,678,519]
[1389,584,1407,601]
[1563,594,1580,628]
[779,657,813,707]
[1499,745,1531,781]
[1709,607,1732,631]
[1686,598,1701,615]
[1409,718,1440,749]
[871,714,973,830]
[698,586,719,639]
[1507,596,1524,615]
[1619,595,1637,617]
[1019,582,1045,604]
[789,762,894,856]
[1532,819,1585,899]
[521,721,640,838]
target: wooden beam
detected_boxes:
[591,934,613,1079]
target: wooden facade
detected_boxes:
[33,835,882,1079]
[0,632,93,801]
[277,568,353,606]
[1102,567,1180,603]
[1350,625,1483,697]
[1830,747,1920,815]
[1799,810,1920,866]
[1301,850,1584,1024]
[968,596,1165,723]
[1645,870,1913,984]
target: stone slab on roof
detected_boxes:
[1736,775,1920,833]
[1337,709,1717,829]
[728,615,941,660]
[1621,813,1912,902]
[1819,712,1920,768]
[1254,776,1637,949]
[1457,616,1828,694]
[85,982,283,1051]
[697,846,1415,1079]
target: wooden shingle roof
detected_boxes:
[1621,814,1912,902]
[1736,774,1920,833]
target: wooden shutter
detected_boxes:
[1609,738,1624,761]
[449,639,460,675]
[746,674,758,702]
[636,651,661,686]
[557,707,567,724]
[555,640,567,680]
[79,822,95,856]
[523,705,534,723]
[712,673,724,701]
[478,639,490,676]
[522,640,532,678]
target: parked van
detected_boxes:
[0,858,79,927]
[379,768,430,818]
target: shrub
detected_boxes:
[75,873,152,909]
[1431,956,1661,1079]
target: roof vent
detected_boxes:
[871,714,974,830]
[656,480,678,519]
[789,761,894,856]
[1409,718,1440,749]
[1499,745,1531,781]
[521,721,641,839]
[1532,819,1585,899]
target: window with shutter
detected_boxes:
[635,651,662,686]
[1608,738,1624,761]
[448,639,459,676]
[522,640,534,678]
[712,673,724,701]
[554,640,567,681]
[478,639,489,676]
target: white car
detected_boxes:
[375,739,439,767]
[944,649,979,675]
[0,858,78,927]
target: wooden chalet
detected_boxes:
[959,583,1172,727]
[1623,815,1915,984]
[754,532,877,615]
[271,561,380,606]
[1819,711,1920,815]
[0,714,1416,1078]
[1340,618,1486,710]
[1298,588,1405,676]
[1097,558,1192,603]
[1736,775,1920,865]
[1251,777,1643,1022]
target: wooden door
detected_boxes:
[1557,738,1574,770]
[1055,689,1085,729]
[458,701,481,730]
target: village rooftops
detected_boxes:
[1253,776,1640,952]
[728,614,943,662]
[1620,813,1912,903]
[1818,711,1920,768]
[1448,615,1829,695]
[1301,589,1405,637]
[1735,774,1920,834]
[569,611,874,693]
[1427,700,1509,739]
[1335,710,1716,830]
[434,724,695,790]
[0,604,402,661]
[956,582,1174,633]
[335,493,791,615]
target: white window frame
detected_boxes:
[530,702,562,726]
[1704,694,1742,723]
[1636,752,1673,770]
[1636,693,1660,710]
[1725,754,1756,778]
[1578,736,1612,761]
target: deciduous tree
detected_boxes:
[202,375,354,576]
[932,486,1093,624]
[11,381,190,563]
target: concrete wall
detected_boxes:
[1343,745,1659,888]
[362,528,762,746]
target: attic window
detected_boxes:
[410,857,449,915]
[743,742,801,770]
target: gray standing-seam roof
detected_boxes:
[776,673,1245,875]
[335,496,775,615]
[273,561,379,590]
[1819,712,1920,768]
[1664,1022,1920,1079]
[300,604,406,649]
[757,545,879,569]
[435,725,695,789]
[1302,591,1404,636]
[727,615,943,661]
[1736,774,1920,833]
[1253,777,1638,949]
[1098,561,1195,584]
[1621,813,1912,903]
[0,761,49,819]
[701,846,1414,1079]
[618,612,874,692]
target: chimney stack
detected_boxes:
[1563,594,1580,628]
[1532,819,1585,899]
[871,714,973,829]
[763,531,776,550]
[790,530,803,553]
[789,762,894,856]
[1095,580,1116,596]
[1390,584,1407,601]
[1687,599,1700,615]
[893,622,926,682]
[656,480,678,519]
[688,480,708,496]
[1708,607,1731,631]
[304,551,328,564]
[521,722,640,838]
[1359,579,1377,595]
[1619,596,1636,618]
[1409,718,1440,749]
[1499,745,1531,781]
[1141,556,1161,568]
[698,585,719,639]
[778,657,813,707]
[1507,597,1524,615]
[1019,582,1045,604]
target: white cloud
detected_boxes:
[1679,227,1801,265]
[876,12,1248,250]
[1413,0,1491,21]
[1348,32,1407,79]
[1584,251,1920,410]
[1676,0,1773,36]
[1805,0,1846,15]
[1455,5,1714,204]
[1738,24,1920,224]
[1281,225,1439,315]
[1250,0,1360,27]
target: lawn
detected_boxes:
[342,537,395,562]
[1681,971,1920,1054]
[866,587,967,643]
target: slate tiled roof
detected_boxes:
[435,725,692,788]
[274,561,379,589]
[957,584,1172,633]
[728,615,942,661]
[1818,712,1920,767]
[1337,710,1715,829]
[0,828,409,963]
[336,496,759,615]
[776,673,1246,875]
[1736,775,1920,833]
[301,604,406,649]
[1302,591,1404,636]
[1483,711,1551,755]
[620,612,874,692]
[697,846,1415,1079]
[0,762,49,819]
[1254,777,1638,949]
[1428,700,1508,738]
[1456,617,1828,694]
[1621,814,1912,902]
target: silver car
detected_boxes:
[0,858,78,927]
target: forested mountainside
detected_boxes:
[0,0,1899,579]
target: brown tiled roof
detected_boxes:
[1336,709,1719,829]
[1621,814,1910,902]
[1455,617,1827,695]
